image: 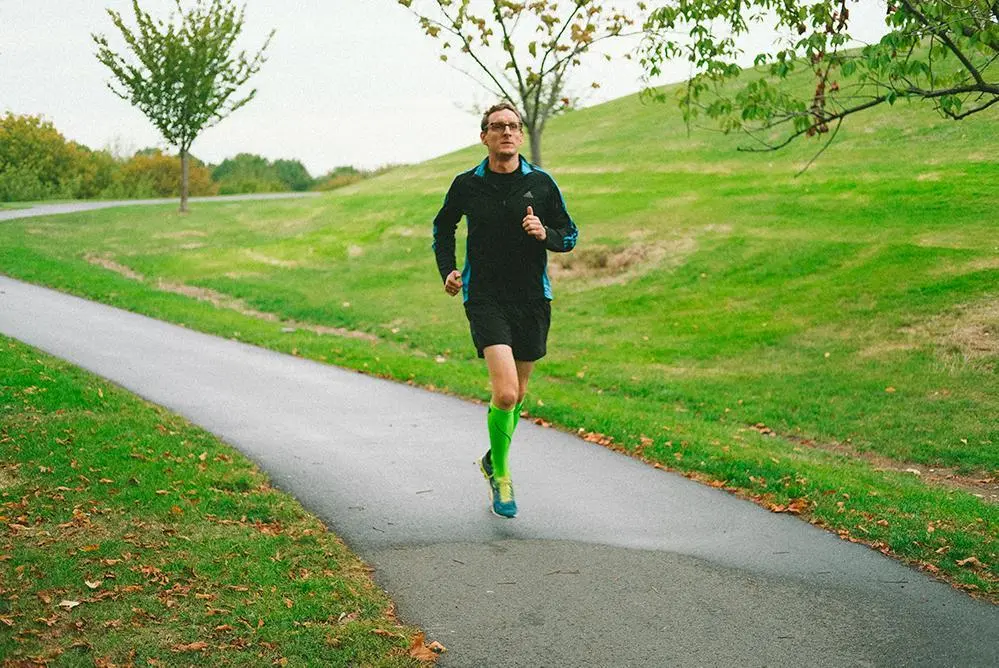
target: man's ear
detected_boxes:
[480,132,487,145]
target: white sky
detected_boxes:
[0,1,889,175]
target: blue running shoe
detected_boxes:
[490,476,517,518]
[479,452,517,517]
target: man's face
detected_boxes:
[480,109,524,159]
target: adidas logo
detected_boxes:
[523,191,534,198]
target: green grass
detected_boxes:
[0,337,430,666]
[0,75,996,599]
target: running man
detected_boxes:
[432,101,579,518]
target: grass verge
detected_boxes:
[0,336,439,666]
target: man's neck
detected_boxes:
[487,154,519,174]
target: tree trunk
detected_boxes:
[180,148,190,213]
[528,125,543,167]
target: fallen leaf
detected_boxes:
[371,628,401,638]
[956,556,985,569]
[58,600,81,610]
[80,544,100,552]
[172,641,209,652]
[284,598,293,609]
[409,632,446,661]
[85,580,103,589]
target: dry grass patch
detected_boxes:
[84,254,145,281]
[859,298,999,366]
[0,463,19,490]
[243,250,301,268]
[152,230,207,240]
[897,296,999,362]
[550,237,696,287]
[930,257,999,277]
[766,426,999,504]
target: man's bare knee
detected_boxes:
[492,389,518,410]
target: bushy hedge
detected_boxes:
[0,112,389,202]
[212,154,313,194]
[0,113,112,201]
[104,150,218,199]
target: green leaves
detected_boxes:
[640,0,999,155]
[93,0,273,153]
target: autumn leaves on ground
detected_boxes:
[0,338,440,665]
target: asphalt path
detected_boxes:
[1,202,997,666]
[0,192,320,222]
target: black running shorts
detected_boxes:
[463,299,551,361]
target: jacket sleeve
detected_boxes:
[432,176,463,281]
[543,176,578,253]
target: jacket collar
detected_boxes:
[473,155,534,177]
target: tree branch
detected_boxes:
[899,0,987,86]
[943,93,999,118]
[794,117,842,176]
[427,1,517,106]
[492,1,529,104]
[738,95,887,152]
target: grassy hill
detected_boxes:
[1,81,997,597]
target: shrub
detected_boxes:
[0,113,81,201]
[106,149,217,198]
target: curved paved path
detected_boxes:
[0,192,320,222]
[1,203,996,667]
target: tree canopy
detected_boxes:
[640,0,999,159]
[93,0,273,211]
[399,0,643,166]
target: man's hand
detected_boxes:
[522,206,546,241]
[444,269,462,297]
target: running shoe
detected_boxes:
[479,451,517,517]
[490,476,517,518]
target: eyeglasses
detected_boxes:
[486,121,523,133]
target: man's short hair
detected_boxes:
[480,102,523,132]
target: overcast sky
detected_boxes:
[1,1,889,175]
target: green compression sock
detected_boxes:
[487,403,517,479]
[513,401,523,432]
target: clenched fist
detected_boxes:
[444,269,462,297]
[522,205,546,241]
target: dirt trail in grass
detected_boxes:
[83,252,378,342]
[749,422,999,503]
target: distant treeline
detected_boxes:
[0,112,397,202]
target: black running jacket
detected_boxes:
[432,156,578,303]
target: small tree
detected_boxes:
[93,0,273,212]
[398,0,643,166]
[640,1,999,165]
